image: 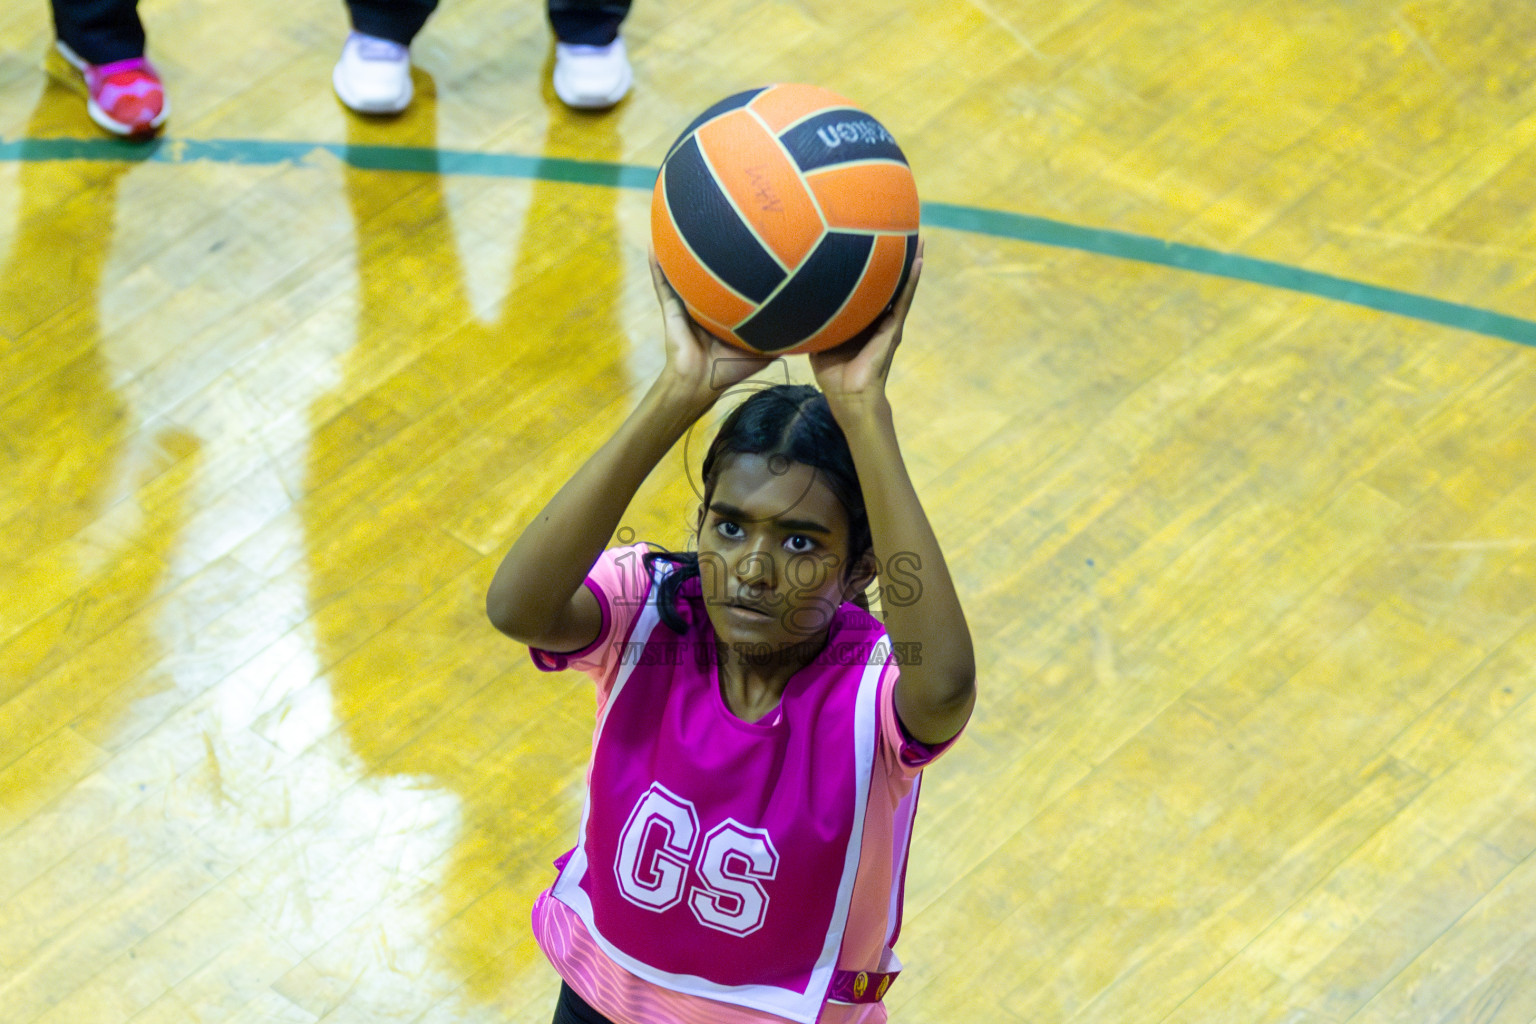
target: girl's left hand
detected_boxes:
[809,238,923,402]
[651,253,772,402]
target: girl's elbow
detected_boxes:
[940,652,976,703]
[485,590,530,640]
[941,674,977,716]
[931,666,977,727]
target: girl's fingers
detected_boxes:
[885,247,924,328]
[648,251,668,296]
[651,253,690,316]
[872,247,924,354]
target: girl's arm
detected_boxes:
[486,259,769,652]
[811,243,977,745]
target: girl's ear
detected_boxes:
[843,551,878,606]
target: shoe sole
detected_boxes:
[332,60,413,115]
[55,39,169,137]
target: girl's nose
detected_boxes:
[735,546,776,588]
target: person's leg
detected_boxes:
[548,0,633,109]
[344,0,439,46]
[50,0,166,137]
[546,0,630,46]
[50,0,144,63]
[333,0,438,114]
[550,981,620,1024]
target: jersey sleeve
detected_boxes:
[528,544,654,695]
[876,661,966,778]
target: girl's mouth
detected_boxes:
[724,602,773,620]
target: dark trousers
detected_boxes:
[51,0,145,64]
[551,981,619,1024]
[50,0,632,66]
[348,0,633,47]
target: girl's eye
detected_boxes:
[785,535,816,553]
[715,521,744,539]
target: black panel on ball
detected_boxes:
[780,109,908,173]
[664,136,786,305]
[815,233,919,353]
[736,232,874,353]
[663,87,767,162]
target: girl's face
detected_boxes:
[697,454,858,653]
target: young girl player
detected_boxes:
[486,241,975,1024]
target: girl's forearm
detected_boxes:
[486,377,711,637]
[833,396,976,733]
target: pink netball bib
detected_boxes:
[550,566,888,1023]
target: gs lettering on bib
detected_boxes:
[549,563,886,1023]
[615,782,779,935]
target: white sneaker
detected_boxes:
[552,37,632,110]
[333,31,413,114]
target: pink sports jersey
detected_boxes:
[530,545,960,1024]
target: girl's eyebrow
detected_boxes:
[709,501,833,535]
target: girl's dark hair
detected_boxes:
[643,384,872,633]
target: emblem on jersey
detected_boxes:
[614,782,781,936]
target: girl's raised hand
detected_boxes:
[809,239,924,403]
[651,253,771,401]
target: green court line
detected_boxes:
[4,135,1533,348]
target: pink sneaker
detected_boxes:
[56,40,169,137]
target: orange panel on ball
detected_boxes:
[696,111,824,270]
[650,178,757,328]
[748,82,855,133]
[805,163,920,232]
[792,233,911,353]
[689,307,751,350]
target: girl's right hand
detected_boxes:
[651,253,771,402]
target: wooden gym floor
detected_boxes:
[3,1,1536,1021]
